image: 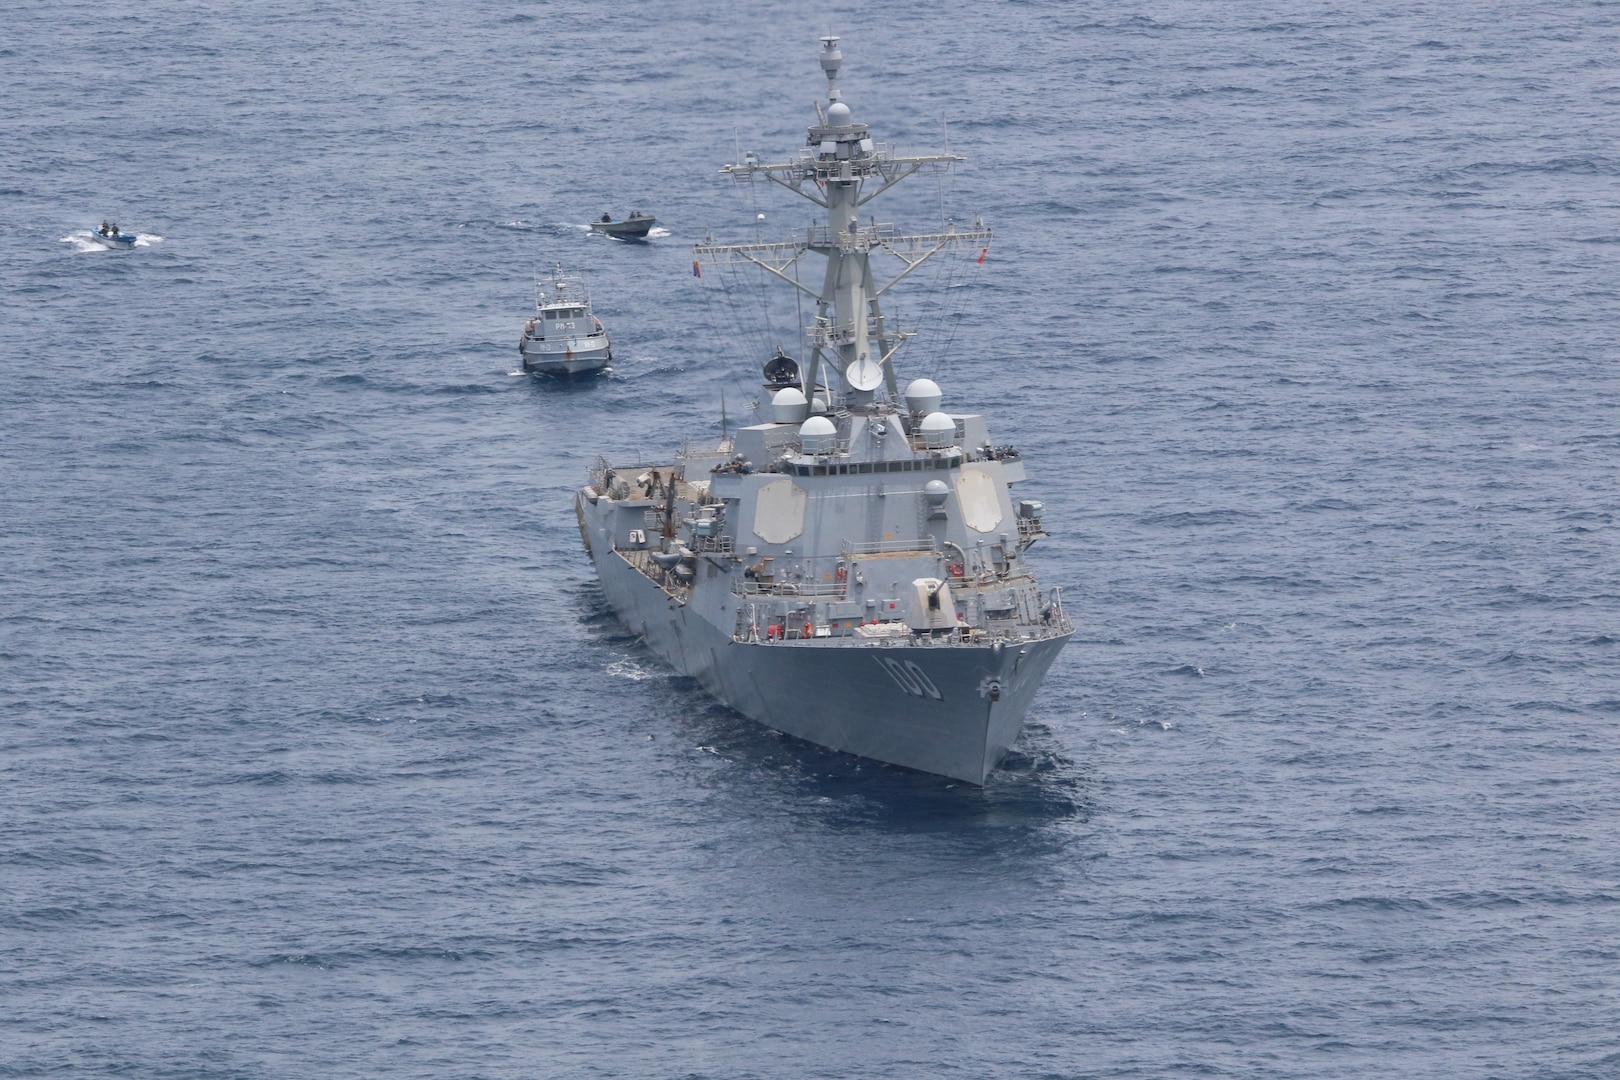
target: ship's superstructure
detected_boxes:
[520,265,612,377]
[574,38,1071,783]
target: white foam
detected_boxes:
[61,232,104,252]
[605,658,659,681]
[60,230,160,251]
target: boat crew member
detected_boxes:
[601,212,612,223]
[100,221,110,236]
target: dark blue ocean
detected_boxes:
[5,2,1620,1076]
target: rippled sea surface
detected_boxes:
[5,2,1619,1077]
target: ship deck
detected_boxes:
[616,547,691,603]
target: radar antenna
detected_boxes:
[695,40,990,409]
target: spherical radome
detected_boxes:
[920,411,956,449]
[904,378,943,415]
[799,415,838,453]
[772,386,809,425]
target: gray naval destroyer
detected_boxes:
[575,37,1073,784]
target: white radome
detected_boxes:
[799,415,838,454]
[772,387,810,424]
[904,378,943,415]
[920,411,956,449]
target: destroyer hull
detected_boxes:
[572,39,1078,787]
[582,493,1068,784]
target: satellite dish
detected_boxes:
[845,353,883,392]
[763,348,799,387]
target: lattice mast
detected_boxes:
[695,36,991,407]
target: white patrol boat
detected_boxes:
[519,265,612,377]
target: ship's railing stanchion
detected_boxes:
[841,537,940,558]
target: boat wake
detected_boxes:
[605,658,665,682]
[61,231,162,251]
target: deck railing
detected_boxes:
[840,537,939,558]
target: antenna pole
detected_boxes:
[697,38,987,410]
